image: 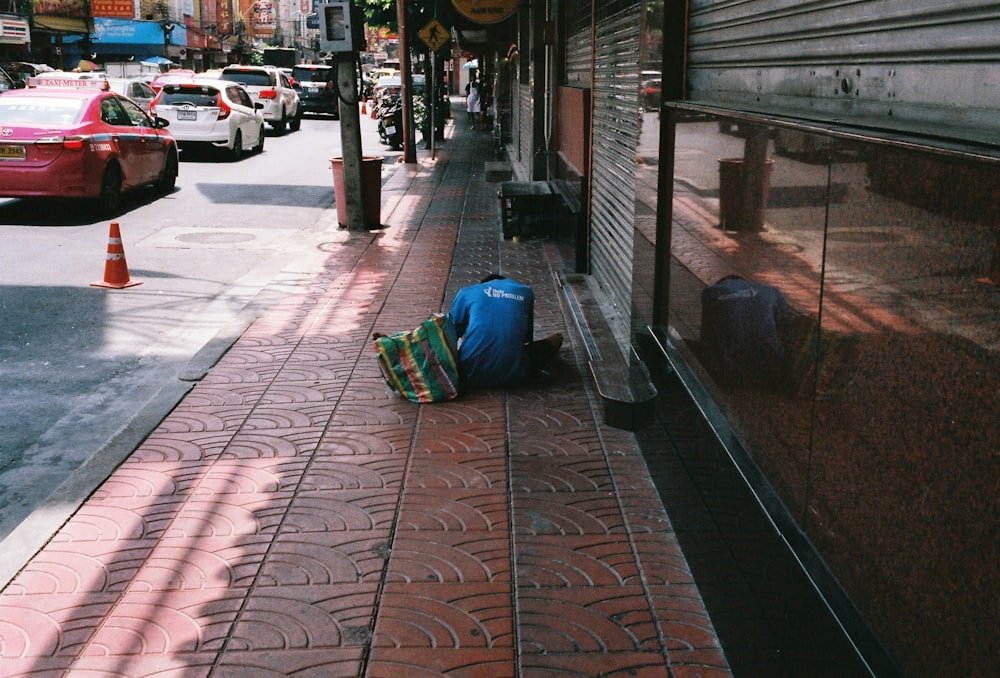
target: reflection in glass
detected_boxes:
[664,112,999,677]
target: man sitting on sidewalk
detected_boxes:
[448,274,562,387]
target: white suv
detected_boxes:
[219,65,301,133]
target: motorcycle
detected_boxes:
[379,100,403,150]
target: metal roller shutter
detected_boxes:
[590,5,641,343]
[686,0,1000,145]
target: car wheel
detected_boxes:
[253,126,265,154]
[289,110,302,132]
[272,112,286,133]
[158,151,178,194]
[96,163,122,215]
[229,131,243,162]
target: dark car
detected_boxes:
[291,64,339,118]
[0,65,22,92]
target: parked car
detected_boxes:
[218,64,301,132]
[0,77,178,214]
[150,79,265,161]
[0,65,22,92]
[373,73,426,111]
[290,64,338,117]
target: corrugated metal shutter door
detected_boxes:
[590,7,641,339]
[686,0,1000,144]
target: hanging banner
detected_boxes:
[450,0,517,25]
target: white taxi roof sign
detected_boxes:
[27,76,111,91]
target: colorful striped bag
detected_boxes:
[374,313,461,403]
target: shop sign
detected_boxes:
[450,0,517,24]
[0,17,30,43]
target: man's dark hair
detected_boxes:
[481,274,505,283]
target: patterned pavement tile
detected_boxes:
[606,456,659,491]
[181,382,269,408]
[515,535,641,588]
[517,587,661,654]
[397,488,509,532]
[65,654,217,677]
[648,585,727,653]
[507,399,595,430]
[256,380,344,405]
[404,454,507,489]
[6,538,159,594]
[87,462,206,501]
[415,397,506,426]
[510,455,614,492]
[507,428,606,456]
[327,400,419,428]
[128,537,272,592]
[191,458,308,496]
[155,405,253,433]
[0,656,78,676]
[386,532,511,584]
[128,430,235,463]
[243,404,335,430]
[411,423,507,455]
[82,588,248,655]
[211,648,364,677]
[256,533,390,586]
[229,583,378,651]
[280,490,401,533]
[299,456,407,490]
[198,364,284,385]
[216,429,325,460]
[163,492,295,539]
[366,648,516,677]
[0,592,120,657]
[519,653,670,677]
[47,497,187,542]
[316,426,415,455]
[512,492,627,535]
[373,583,514,649]
[630,533,696,586]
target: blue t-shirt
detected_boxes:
[448,278,534,387]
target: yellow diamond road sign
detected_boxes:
[419,19,449,52]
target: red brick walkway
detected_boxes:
[0,114,730,677]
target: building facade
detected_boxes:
[487,1,999,676]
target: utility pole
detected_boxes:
[396,0,416,163]
[336,51,369,229]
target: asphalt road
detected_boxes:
[0,111,401,578]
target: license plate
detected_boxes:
[177,110,197,120]
[307,87,319,93]
[0,145,26,161]
[384,125,396,135]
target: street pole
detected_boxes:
[396,0,416,163]
[336,52,369,230]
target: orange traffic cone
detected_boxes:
[91,221,142,289]
[370,100,377,119]
[361,96,367,115]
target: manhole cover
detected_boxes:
[176,231,257,244]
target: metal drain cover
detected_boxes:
[176,231,257,244]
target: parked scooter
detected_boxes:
[379,100,403,149]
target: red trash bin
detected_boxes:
[718,157,774,231]
[331,156,383,229]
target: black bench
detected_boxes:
[497,180,566,239]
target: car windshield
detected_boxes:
[0,96,86,124]
[291,67,332,83]
[158,85,219,107]
[220,71,272,87]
